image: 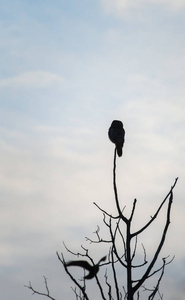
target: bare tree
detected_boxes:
[26,139,178,300]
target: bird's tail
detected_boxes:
[117,147,122,157]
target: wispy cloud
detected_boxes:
[101,0,185,16]
[0,71,65,89]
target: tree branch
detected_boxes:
[25,276,56,300]
[56,252,89,300]
[104,270,114,300]
[129,199,137,222]
[132,190,174,293]
[109,217,127,268]
[132,178,178,237]
[93,202,120,219]
[113,148,128,224]
[85,225,112,244]
[111,247,120,300]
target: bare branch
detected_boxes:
[122,286,127,300]
[56,252,89,300]
[132,243,148,269]
[142,256,166,300]
[111,247,120,300]
[63,242,87,259]
[85,225,111,244]
[132,178,178,237]
[109,218,127,268]
[132,190,174,293]
[146,255,174,279]
[24,276,56,300]
[131,236,138,261]
[81,246,107,300]
[94,274,107,300]
[104,270,114,300]
[113,148,128,224]
[129,199,137,222]
[71,286,86,300]
[94,202,120,219]
[103,213,112,227]
[117,223,126,258]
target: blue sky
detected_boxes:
[0,1,185,299]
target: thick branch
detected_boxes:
[125,221,133,300]
[132,190,174,293]
[142,257,167,300]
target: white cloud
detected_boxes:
[101,0,185,15]
[154,0,185,10]
[0,71,65,90]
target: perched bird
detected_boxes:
[65,255,106,279]
[108,120,125,157]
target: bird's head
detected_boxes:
[111,120,123,128]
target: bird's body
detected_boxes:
[108,120,125,157]
[65,255,106,279]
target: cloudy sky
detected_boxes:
[1,0,185,299]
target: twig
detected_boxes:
[24,276,56,300]
[132,243,148,268]
[129,199,137,222]
[104,270,114,300]
[63,242,87,258]
[85,225,111,244]
[94,202,120,219]
[131,236,138,261]
[56,252,89,300]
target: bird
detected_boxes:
[108,120,125,157]
[65,255,107,279]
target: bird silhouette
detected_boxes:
[65,255,106,279]
[108,120,125,157]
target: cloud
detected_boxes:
[0,71,65,90]
[101,0,185,16]
[154,0,185,10]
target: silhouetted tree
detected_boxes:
[26,123,178,300]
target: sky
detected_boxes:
[0,0,185,299]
